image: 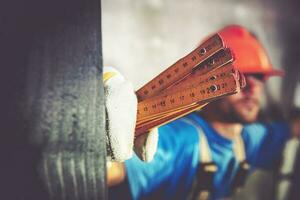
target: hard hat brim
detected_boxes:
[241,67,285,77]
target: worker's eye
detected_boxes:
[247,73,266,82]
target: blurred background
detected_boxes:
[102,0,300,116]
[102,0,300,199]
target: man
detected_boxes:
[107,25,291,200]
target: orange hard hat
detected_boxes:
[218,25,284,77]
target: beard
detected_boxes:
[205,96,261,124]
[224,97,260,124]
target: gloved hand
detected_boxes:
[104,66,158,162]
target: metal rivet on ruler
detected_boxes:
[209,76,217,81]
[199,48,206,55]
[210,85,217,92]
[208,59,215,66]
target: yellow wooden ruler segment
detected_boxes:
[158,63,236,97]
[137,66,239,127]
[136,103,208,136]
[135,70,246,136]
[162,48,234,93]
[137,102,200,123]
[136,53,236,124]
[137,73,240,121]
[136,65,236,124]
[134,34,246,136]
[135,72,244,136]
[136,34,225,101]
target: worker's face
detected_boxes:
[217,74,265,124]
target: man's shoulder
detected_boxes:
[242,121,290,147]
[243,121,289,135]
[158,113,202,146]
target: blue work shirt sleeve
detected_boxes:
[125,120,200,200]
[244,122,290,169]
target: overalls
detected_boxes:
[183,119,250,200]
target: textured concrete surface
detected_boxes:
[0,0,106,199]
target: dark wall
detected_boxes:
[277,0,300,114]
[0,0,106,199]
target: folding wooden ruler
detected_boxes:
[135,34,246,136]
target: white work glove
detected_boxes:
[103,66,158,162]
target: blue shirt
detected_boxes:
[125,113,290,200]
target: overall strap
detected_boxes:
[233,132,246,163]
[183,119,217,200]
[230,132,250,194]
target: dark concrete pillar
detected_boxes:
[0,0,106,199]
[277,0,300,113]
